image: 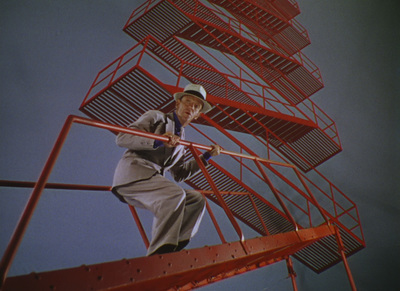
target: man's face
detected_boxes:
[175,95,203,126]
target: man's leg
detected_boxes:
[116,174,187,256]
[176,189,206,251]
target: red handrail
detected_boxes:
[0,114,333,286]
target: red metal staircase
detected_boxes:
[123,0,323,104]
[80,36,340,171]
[0,1,365,290]
[207,0,310,55]
[0,115,361,290]
[0,112,363,290]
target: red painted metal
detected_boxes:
[286,256,298,291]
[0,180,110,191]
[0,116,74,289]
[128,206,150,249]
[334,225,357,291]
[189,116,364,272]
[0,1,365,289]
[123,0,323,105]
[79,35,340,171]
[201,195,227,244]
[250,0,301,21]
[0,116,211,286]
[208,0,310,56]
[196,114,355,231]
[253,159,299,229]
[189,145,246,246]
[3,225,336,291]
[0,116,361,290]
[89,116,362,269]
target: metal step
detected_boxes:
[251,0,301,21]
[123,0,323,104]
[79,38,340,171]
[208,0,310,55]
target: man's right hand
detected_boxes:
[163,132,180,148]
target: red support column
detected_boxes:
[286,256,298,291]
[201,194,227,244]
[128,206,150,249]
[0,115,75,288]
[188,145,249,254]
[334,226,357,291]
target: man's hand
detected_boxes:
[163,132,180,148]
[209,144,222,157]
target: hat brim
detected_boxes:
[174,92,212,113]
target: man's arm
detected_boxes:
[170,145,222,183]
[116,110,165,151]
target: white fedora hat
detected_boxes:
[173,84,212,113]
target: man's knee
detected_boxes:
[187,190,206,208]
[196,192,206,207]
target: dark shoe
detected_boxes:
[176,239,190,251]
[150,244,177,256]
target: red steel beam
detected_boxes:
[285,256,299,291]
[334,226,357,291]
[3,225,336,291]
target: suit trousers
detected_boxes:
[116,174,206,256]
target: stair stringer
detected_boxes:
[2,225,336,291]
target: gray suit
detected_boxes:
[112,110,206,255]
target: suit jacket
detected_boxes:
[112,110,207,193]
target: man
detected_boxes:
[112,84,221,256]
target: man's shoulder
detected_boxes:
[142,110,173,122]
[144,110,166,117]
[137,110,164,121]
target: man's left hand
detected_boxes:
[209,144,222,157]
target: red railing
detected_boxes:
[191,116,363,244]
[0,114,334,287]
[76,36,363,241]
[189,40,339,145]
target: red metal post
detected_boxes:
[254,160,298,230]
[200,193,227,244]
[248,194,270,235]
[293,168,330,222]
[0,115,75,288]
[128,206,150,249]
[286,256,298,291]
[334,226,358,291]
[188,145,248,253]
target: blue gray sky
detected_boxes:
[1,1,399,290]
